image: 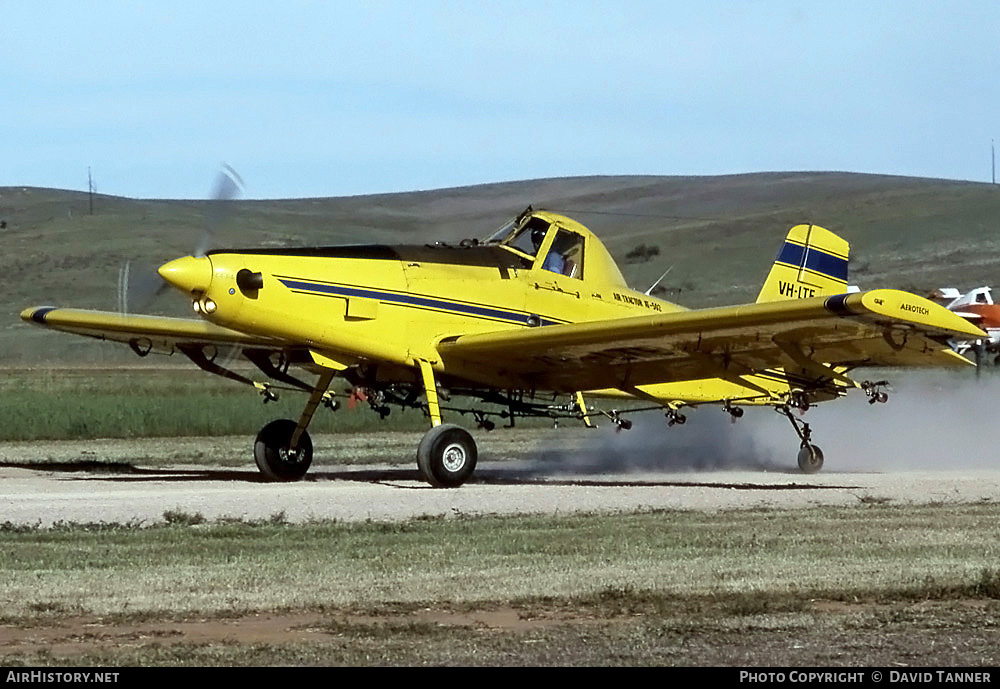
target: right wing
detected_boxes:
[437,289,985,394]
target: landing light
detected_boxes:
[203,298,217,314]
[192,300,201,314]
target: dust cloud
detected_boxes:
[529,371,1000,475]
[534,409,786,475]
[769,370,1000,472]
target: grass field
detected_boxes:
[2,364,991,442]
[0,367,433,441]
[1,504,998,666]
[0,367,571,441]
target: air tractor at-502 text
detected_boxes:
[23,206,984,485]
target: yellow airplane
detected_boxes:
[21,206,984,485]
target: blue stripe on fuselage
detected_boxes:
[277,278,561,326]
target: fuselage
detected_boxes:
[159,211,683,391]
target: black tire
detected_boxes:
[797,443,824,474]
[254,419,313,482]
[417,424,477,488]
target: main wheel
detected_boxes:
[796,443,824,474]
[254,419,313,482]
[417,424,477,488]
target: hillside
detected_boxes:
[4,172,1000,363]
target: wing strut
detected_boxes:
[178,344,256,388]
[687,352,775,397]
[178,344,281,402]
[773,340,858,388]
[243,349,313,392]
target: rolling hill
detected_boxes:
[4,172,999,363]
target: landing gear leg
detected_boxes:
[253,369,335,481]
[415,360,477,487]
[778,405,824,474]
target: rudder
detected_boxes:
[756,224,849,303]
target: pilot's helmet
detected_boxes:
[531,227,546,247]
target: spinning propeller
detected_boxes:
[117,165,244,315]
[197,164,244,258]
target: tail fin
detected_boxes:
[756,224,849,303]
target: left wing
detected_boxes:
[20,306,329,392]
[21,306,284,353]
[437,289,984,392]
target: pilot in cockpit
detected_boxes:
[493,215,580,278]
[531,227,565,275]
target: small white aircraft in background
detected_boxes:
[929,287,1000,364]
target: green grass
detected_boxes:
[0,367,567,440]
[0,367,432,440]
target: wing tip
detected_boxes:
[20,306,57,325]
[857,289,988,339]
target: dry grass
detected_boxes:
[2,503,999,665]
[2,503,998,622]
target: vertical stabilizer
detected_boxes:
[756,224,849,303]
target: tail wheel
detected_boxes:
[417,424,477,488]
[797,443,824,474]
[254,419,313,482]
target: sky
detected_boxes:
[3,1,999,199]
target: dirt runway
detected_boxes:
[2,431,1000,525]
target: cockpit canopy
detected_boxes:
[485,208,626,286]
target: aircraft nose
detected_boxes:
[158,256,213,293]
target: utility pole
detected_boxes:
[88,167,95,214]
